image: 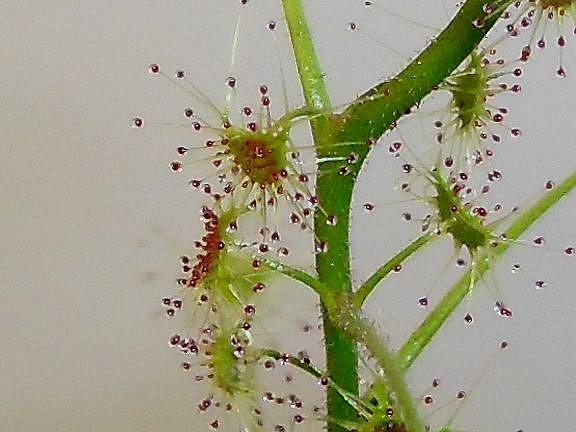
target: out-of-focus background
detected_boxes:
[2,1,576,430]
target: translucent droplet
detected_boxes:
[363,203,375,212]
[534,280,547,290]
[289,213,301,224]
[148,63,160,74]
[494,301,512,317]
[315,241,328,254]
[226,76,237,88]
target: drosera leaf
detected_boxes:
[146,60,324,231]
[397,168,576,372]
[505,0,576,76]
[331,0,517,154]
[432,45,523,171]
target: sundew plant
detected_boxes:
[135,1,576,431]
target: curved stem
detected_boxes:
[261,348,323,379]
[262,258,329,298]
[332,0,514,148]
[282,2,516,431]
[328,299,425,432]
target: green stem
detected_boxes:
[281,2,515,431]
[281,0,331,113]
[398,169,576,371]
[354,232,437,308]
[261,347,368,416]
[332,0,514,147]
[261,258,329,298]
[282,2,359,430]
[261,348,323,379]
[328,299,425,432]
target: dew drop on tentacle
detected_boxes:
[226,76,237,89]
[252,282,266,293]
[506,0,576,76]
[170,161,183,172]
[315,241,329,254]
[148,63,160,74]
[363,202,375,212]
[422,42,525,170]
[131,117,143,128]
[534,280,547,290]
[495,300,513,317]
[326,214,338,226]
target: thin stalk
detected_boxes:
[328,299,425,432]
[261,347,368,416]
[261,258,329,298]
[398,169,576,371]
[261,348,323,379]
[355,232,437,308]
[281,0,331,114]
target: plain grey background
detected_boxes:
[2,1,576,431]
